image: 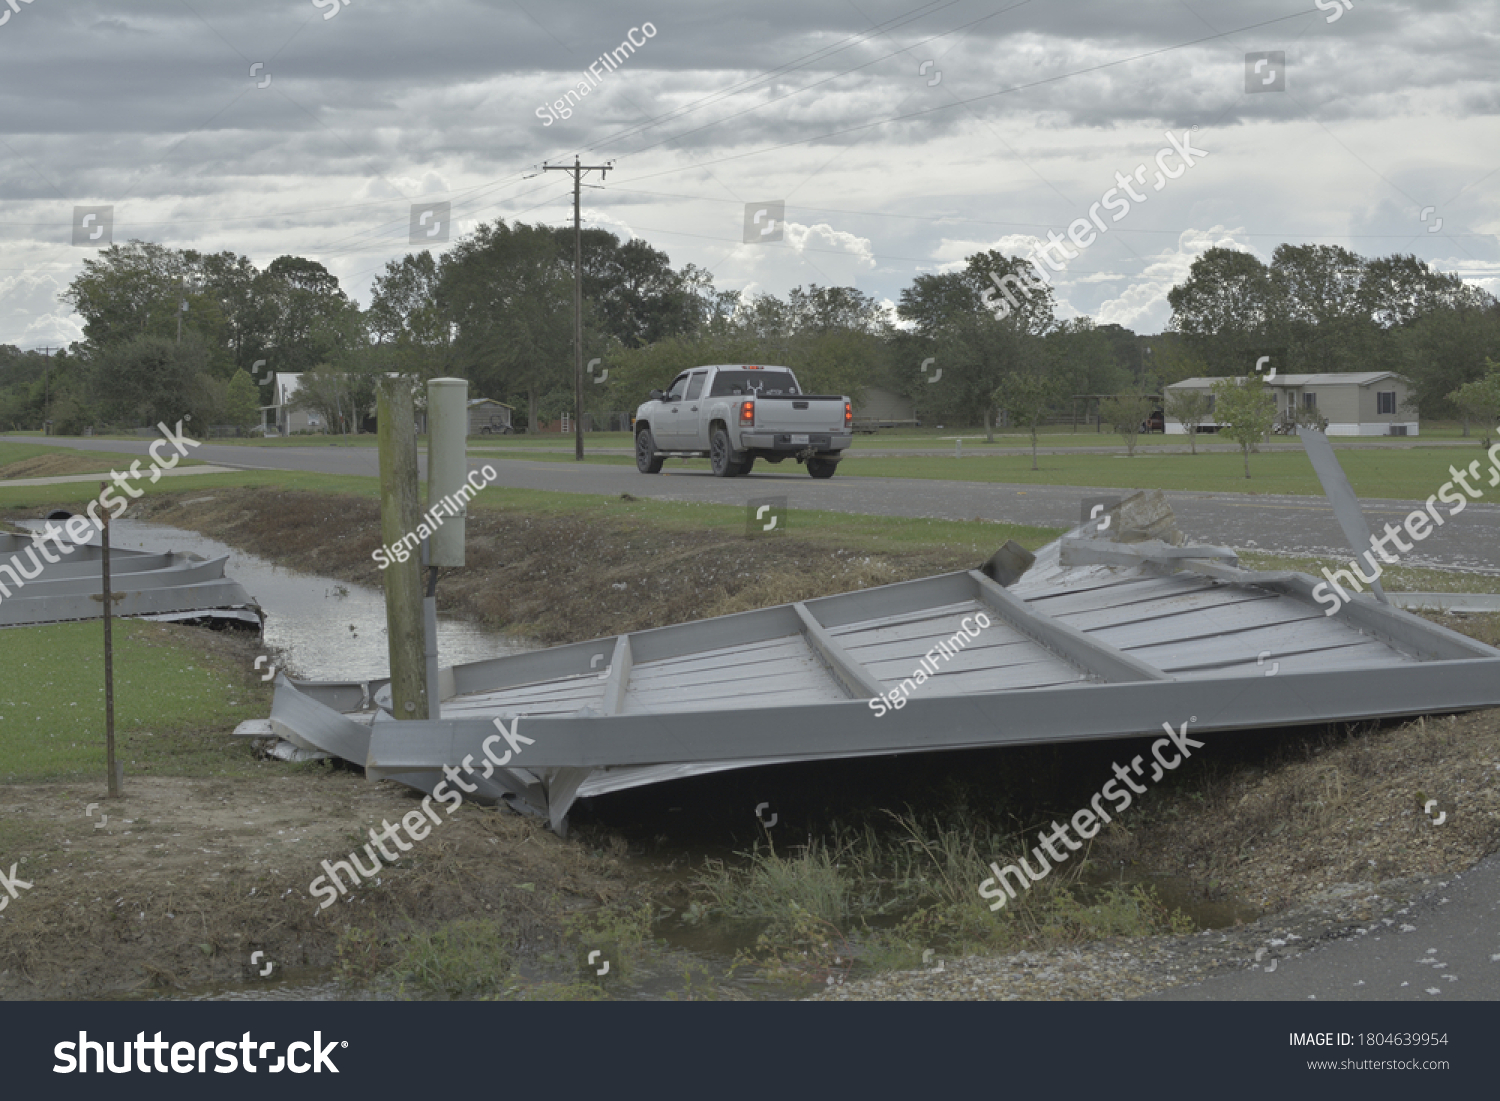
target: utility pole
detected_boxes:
[40,347,53,433]
[176,276,186,344]
[543,156,611,461]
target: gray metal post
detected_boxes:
[421,536,440,721]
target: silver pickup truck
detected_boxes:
[633,364,853,478]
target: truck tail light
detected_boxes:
[739,400,754,425]
[844,401,852,428]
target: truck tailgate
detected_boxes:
[750,396,846,433]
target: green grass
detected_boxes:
[0,619,271,782]
[0,440,209,475]
[842,422,1487,448]
[835,447,1499,498]
[472,442,1500,500]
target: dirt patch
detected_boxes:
[125,487,975,645]
[0,454,120,480]
[0,771,637,999]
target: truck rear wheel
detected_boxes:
[806,457,837,479]
[710,426,742,477]
[635,428,664,474]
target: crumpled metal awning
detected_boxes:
[244,490,1500,833]
[0,530,261,629]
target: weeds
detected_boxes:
[687,810,1194,988]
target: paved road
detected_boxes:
[1151,853,1500,1001]
[15,436,1500,572]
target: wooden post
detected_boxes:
[99,483,120,798]
[377,377,427,720]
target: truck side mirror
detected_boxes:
[649,389,665,401]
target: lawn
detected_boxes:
[0,619,271,783]
[471,442,1499,500]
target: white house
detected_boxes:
[1164,372,1418,437]
[259,373,322,436]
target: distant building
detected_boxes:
[259,372,321,435]
[1165,372,1418,436]
[260,371,431,435]
[467,398,515,436]
[852,386,917,429]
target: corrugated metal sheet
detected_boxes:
[0,530,261,629]
[245,494,1500,833]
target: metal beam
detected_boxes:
[1298,426,1387,602]
[794,601,886,699]
[969,570,1168,683]
[600,633,633,715]
[362,657,1500,772]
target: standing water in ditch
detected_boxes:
[20,516,527,678]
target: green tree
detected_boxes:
[994,371,1064,470]
[1447,359,1500,445]
[1163,388,1212,453]
[1100,392,1155,457]
[1211,374,1276,478]
[255,257,356,376]
[288,365,365,434]
[1397,300,1500,429]
[91,332,211,427]
[439,219,575,430]
[1166,247,1274,374]
[897,252,1055,440]
[557,228,698,349]
[1268,243,1369,375]
[369,251,455,379]
[225,368,261,429]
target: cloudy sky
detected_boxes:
[1,0,1496,349]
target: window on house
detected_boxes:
[1303,392,1317,410]
[1377,391,1396,414]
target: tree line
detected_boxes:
[2,225,1495,437]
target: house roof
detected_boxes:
[467,398,514,409]
[1168,372,1407,389]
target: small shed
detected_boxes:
[467,398,515,436]
[852,386,917,430]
